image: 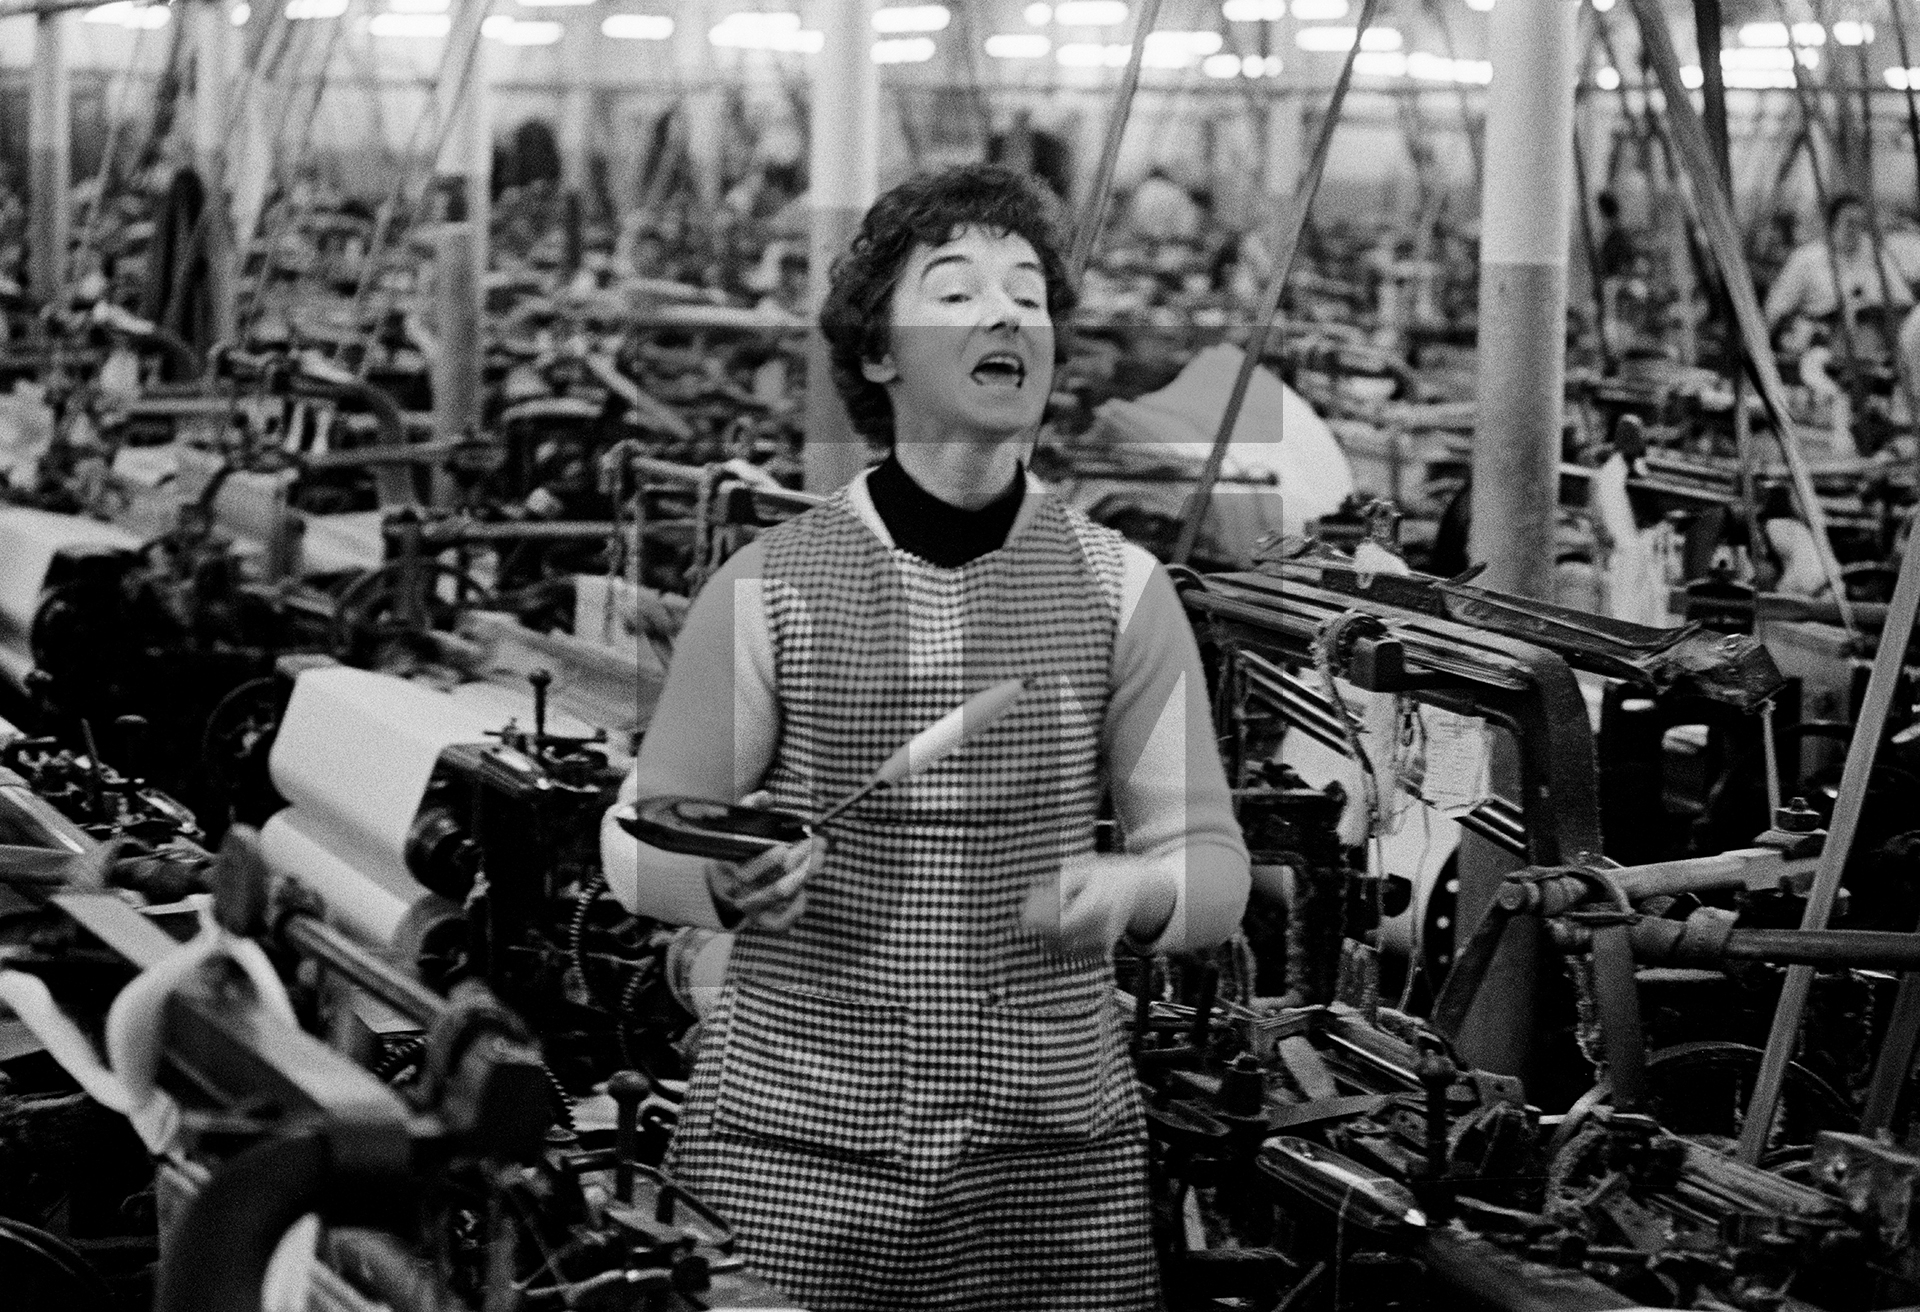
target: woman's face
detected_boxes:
[864,225,1055,443]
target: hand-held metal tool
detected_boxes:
[619,677,1030,863]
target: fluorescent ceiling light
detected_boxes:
[716,9,799,32]
[1464,0,1493,11]
[1054,1,1128,25]
[1291,0,1348,17]
[286,0,348,16]
[986,31,1050,56]
[873,4,947,32]
[232,2,250,21]
[85,1,171,25]
[1222,0,1286,18]
[1590,0,1614,10]
[710,10,822,50]
[1023,2,1051,23]
[602,12,671,37]
[1889,67,1920,91]
[1056,40,1129,65]
[1679,63,1704,88]
[370,12,447,35]
[1740,22,1787,45]
[1791,21,1824,44]
[1594,65,1620,89]
[871,35,936,61]
[1723,46,1792,69]
[1832,21,1872,45]
[1406,50,1488,83]
[1295,24,1399,50]
[519,0,595,7]
[389,0,447,12]
[1353,50,1405,75]
[1202,51,1241,75]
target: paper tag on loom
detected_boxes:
[1415,708,1493,817]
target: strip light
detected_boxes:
[286,0,348,18]
[1222,0,1287,18]
[1295,24,1400,51]
[1290,0,1348,17]
[84,1,171,25]
[986,31,1050,56]
[873,4,948,32]
[1054,1,1128,25]
[519,0,595,8]
[710,9,822,51]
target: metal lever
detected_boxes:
[609,1069,648,1203]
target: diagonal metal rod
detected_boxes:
[1889,0,1920,218]
[1170,0,1381,568]
[1066,0,1166,282]
[1735,518,1920,1163]
[1626,0,1858,633]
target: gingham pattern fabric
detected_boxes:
[667,483,1160,1312]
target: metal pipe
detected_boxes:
[1737,509,1920,1163]
[1065,0,1167,282]
[1170,0,1381,568]
[1466,0,1579,603]
[803,0,879,496]
[431,223,482,507]
[1628,0,1858,631]
[282,914,450,1027]
[27,9,70,309]
[1724,928,1920,972]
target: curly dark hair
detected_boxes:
[819,164,1077,448]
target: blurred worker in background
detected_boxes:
[1765,193,1915,358]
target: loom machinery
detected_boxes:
[0,655,787,1311]
[1138,526,1920,1311]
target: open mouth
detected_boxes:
[970,352,1026,389]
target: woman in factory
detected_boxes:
[601,162,1250,1310]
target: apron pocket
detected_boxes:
[970,995,1119,1154]
[712,980,907,1162]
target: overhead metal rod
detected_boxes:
[1066,0,1166,282]
[1626,0,1858,632]
[1171,0,1383,568]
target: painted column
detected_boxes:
[804,0,880,494]
[28,8,71,308]
[1457,0,1580,1086]
[433,0,491,473]
[191,0,237,344]
[1467,0,1579,602]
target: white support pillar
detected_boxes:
[804,0,880,494]
[434,0,491,468]
[28,10,70,308]
[191,0,238,345]
[438,0,494,269]
[1467,0,1578,603]
[1457,0,1580,1088]
[674,0,724,213]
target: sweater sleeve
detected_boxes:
[599,540,781,924]
[1103,544,1251,955]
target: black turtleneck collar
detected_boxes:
[866,454,1026,568]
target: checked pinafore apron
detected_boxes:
[666,484,1160,1312]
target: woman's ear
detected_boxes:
[861,355,898,385]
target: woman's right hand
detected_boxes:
[705,791,825,931]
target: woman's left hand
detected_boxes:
[1021,854,1177,958]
